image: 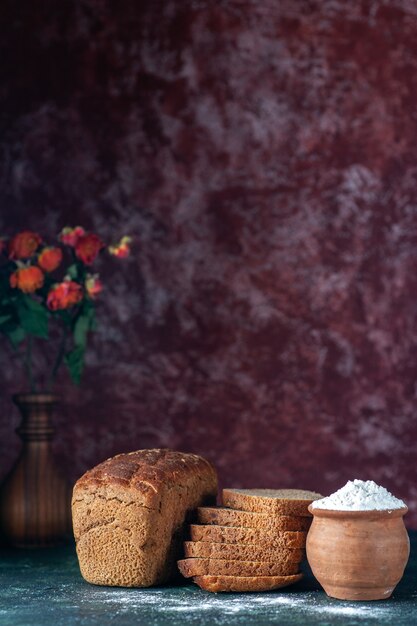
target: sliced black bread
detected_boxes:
[198,507,311,532]
[193,573,303,592]
[222,489,323,516]
[190,525,306,548]
[184,540,305,563]
[178,557,299,578]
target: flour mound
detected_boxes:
[311,479,406,511]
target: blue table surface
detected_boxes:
[1,532,417,626]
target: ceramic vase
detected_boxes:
[0,394,72,547]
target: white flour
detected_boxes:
[86,587,398,626]
[311,479,406,511]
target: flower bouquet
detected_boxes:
[0,227,131,389]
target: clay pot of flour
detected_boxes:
[306,480,409,601]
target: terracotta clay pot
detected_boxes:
[306,505,409,601]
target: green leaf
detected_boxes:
[24,297,45,314]
[0,314,11,326]
[17,296,48,338]
[7,326,26,348]
[66,264,78,279]
[74,314,90,348]
[64,345,85,384]
[89,308,97,331]
[88,309,96,327]
[73,302,96,347]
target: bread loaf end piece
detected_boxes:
[72,449,217,587]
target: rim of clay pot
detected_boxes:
[13,393,59,405]
[308,504,408,519]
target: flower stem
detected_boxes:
[25,335,36,393]
[49,323,69,391]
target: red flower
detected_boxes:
[10,266,44,293]
[59,226,86,247]
[85,274,103,299]
[9,231,42,260]
[75,233,104,265]
[47,281,83,310]
[108,236,132,258]
[38,247,63,272]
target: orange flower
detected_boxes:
[59,226,86,247]
[47,281,83,310]
[75,233,104,265]
[10,266,44,293]
[108,236,132,258]
[9,231,42,260]
[38,247,63,272]
[85,274,103,299]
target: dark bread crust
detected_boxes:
[75,449,216,509]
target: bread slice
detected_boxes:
[193,573,303,592]
[184,541,305,565]
[198,507,311,532]
[222,489,322,516]
[190,525,306,548]
[72,449,217,587]
[184,541,305,563]
[177,557,299,578]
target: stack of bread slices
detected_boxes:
[177,488,322,592]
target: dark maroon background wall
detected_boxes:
[1,0,417,524]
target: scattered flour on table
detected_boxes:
[311,479,406,511]
[89,586,395,620]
